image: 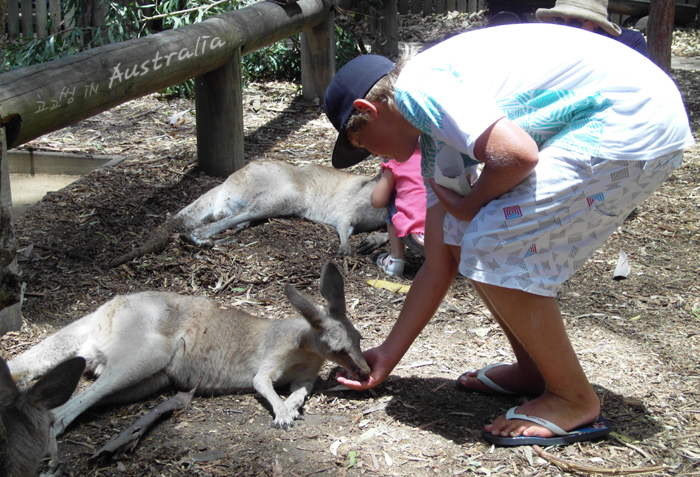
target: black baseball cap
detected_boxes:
[324,55,395,168]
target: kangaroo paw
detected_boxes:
[335,245,352,256]
[272,416,296,430]
[39,462,65,477]
[179,233,214,249]
[272,407,297,430]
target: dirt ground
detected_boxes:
[2,16,700,477]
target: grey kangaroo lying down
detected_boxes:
[8,262,370,437]
[107,161,388,268]
[0,356,85,477]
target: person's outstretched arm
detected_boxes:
[336,204,459,390]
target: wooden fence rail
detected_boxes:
[1,0,339,161]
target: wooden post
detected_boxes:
[0,127,22,335]
[648,0,675,73]
[49,0,62,35]
[375,0,398,57]
[36,0,48,37]
[411,0,422,14]
[301,12,335,101]
[194,48,245,177]
[436,0,446,14]
[20,0,32,37]
[6,0,19,38]
[0,0,5,42]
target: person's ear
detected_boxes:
[353,99,379,119]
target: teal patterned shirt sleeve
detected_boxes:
[398,96,481,208]
[395,88,444,134]
[418,134,437,189]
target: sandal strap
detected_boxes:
[505,407,571,436]
[477,363,517,395]
[378,253,404,266]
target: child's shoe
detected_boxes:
[376,253,405,276]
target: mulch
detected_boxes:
[2,13,700,477]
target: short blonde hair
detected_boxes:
[345,45,418,133]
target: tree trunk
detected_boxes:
[648,0,675,73]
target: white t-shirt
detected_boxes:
[395,23,695,208]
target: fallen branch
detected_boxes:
[89,379,200,462]
[532,445,669,475]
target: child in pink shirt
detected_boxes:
[371,148,426,276]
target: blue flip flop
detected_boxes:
[483,407,613,446]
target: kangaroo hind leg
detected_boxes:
[98,371,172,405]
[182,205,281,248]
[50,347,175,436]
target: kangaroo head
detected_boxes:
[284,263,370,380]
[0,356,85,476]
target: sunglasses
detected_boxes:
[551,17,585,28]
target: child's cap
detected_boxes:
[324,54,395,169]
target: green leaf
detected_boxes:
[347,450,356,469]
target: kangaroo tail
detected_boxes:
[104,218,184,269]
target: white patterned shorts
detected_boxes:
[443,147,684,297]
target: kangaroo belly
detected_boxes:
[166,360,258,393]
[164,308,272,393]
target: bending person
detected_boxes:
[323,23,692,446]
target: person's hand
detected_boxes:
[428,177,475,223]
[335,346,395,391]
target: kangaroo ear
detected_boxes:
[0,356,18,394]
[285,284,324,329]
[27,357,85,410]
[319,262,346,315]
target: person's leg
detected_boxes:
[387,223,405,259]
[457,280,545,395]
[377,223,406,276]
[475,282,600,438]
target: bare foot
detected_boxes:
[457,363,545,396]
[484,389,601,438]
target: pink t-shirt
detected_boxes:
[382,150,426,238]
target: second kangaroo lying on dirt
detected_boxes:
[8,262,370,436]
[107,161,388,268]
